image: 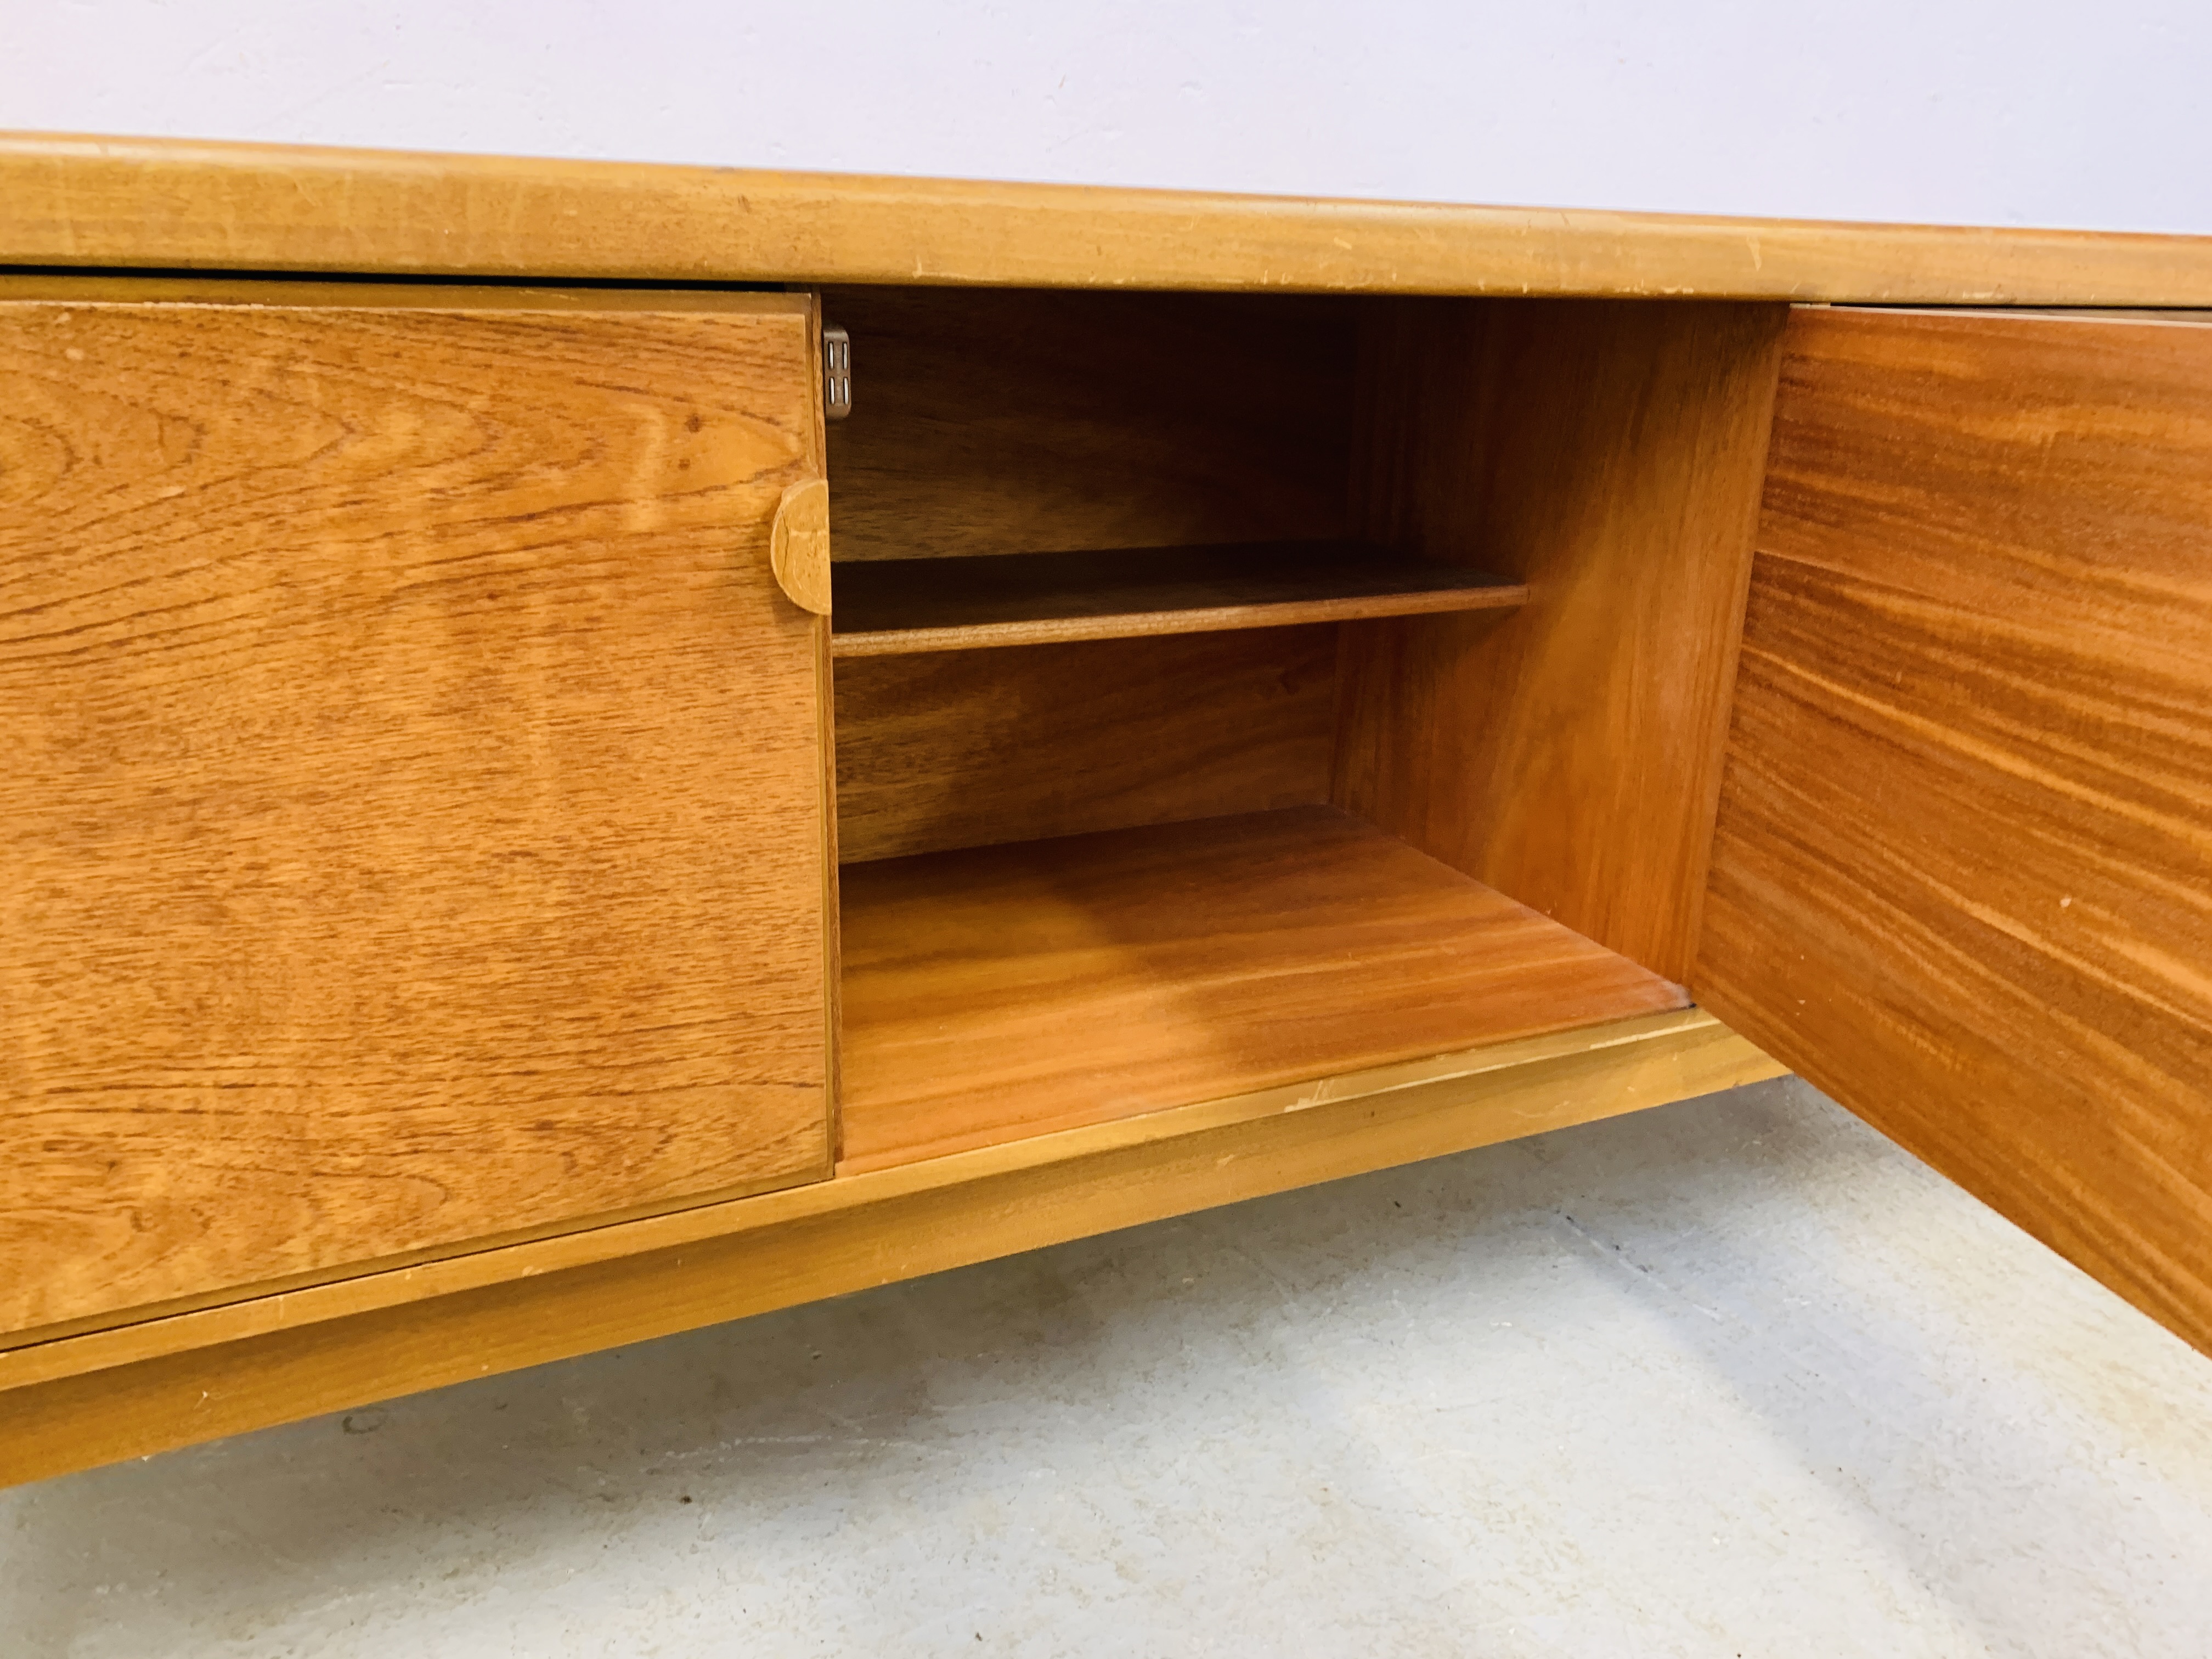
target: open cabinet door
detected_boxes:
[1695,307,2212,1353]
[0,282,836,1345]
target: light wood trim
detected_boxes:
[832,589,1524,656]
[830,544,1524,656]
[0,1009,1781,1486]
[771,477,835,614]
[832,546,1522,654]
[0,271,813,312]
[7,133,2212,304]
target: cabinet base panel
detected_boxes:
[0,1008,1779,1489]
[839,806,1691,1171]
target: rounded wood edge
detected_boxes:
[8,133,2212,304]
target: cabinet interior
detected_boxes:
[823,285,1787,1171]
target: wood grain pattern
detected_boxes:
[8,133,2212,303]
[818,286,1353,563]
[0,279,834,1342]
[835,628,1338,864]
[1695,307,2212,1355]
[830,541,1522,655]
[1334,298,1788,981]
[839,806,1692,1171]
[0,1008,1784,1486]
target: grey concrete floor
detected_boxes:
[6,1075,2211,1657]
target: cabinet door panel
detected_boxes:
[0,284,833,1339]
[1696,307,2212,1352]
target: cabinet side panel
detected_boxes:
[1695,308,2212,1355]
[1335,298,1788,982]
[0,294,833,1338]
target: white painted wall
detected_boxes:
[5,1,2210,232]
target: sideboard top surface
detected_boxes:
[5,132,2212,306]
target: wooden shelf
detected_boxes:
[828,541,1525,656]
[837,806,1689,1172]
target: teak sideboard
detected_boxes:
[2,135,2208,1487]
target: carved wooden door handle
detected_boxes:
[769,476,832,614]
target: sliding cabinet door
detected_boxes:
[0,282,835,1341]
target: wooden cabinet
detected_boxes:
[0,137,2208,1486]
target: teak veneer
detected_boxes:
[832,628,1339,864]
[1696,306,2212,1355]
[4,134,2211,1487]
[0,279,835,1342]
[839,808,1688,1170]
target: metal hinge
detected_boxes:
[822,323,852,420]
